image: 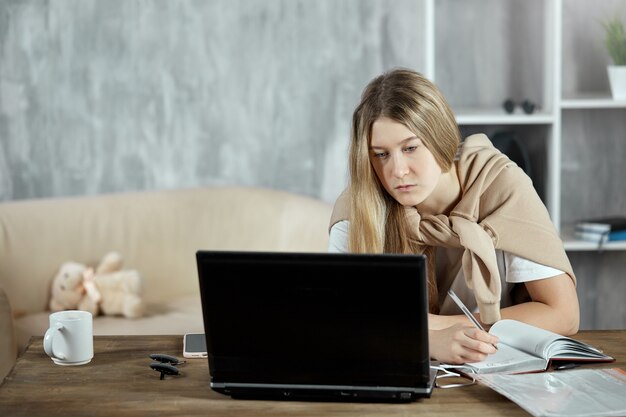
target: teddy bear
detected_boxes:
[49,251,145,319]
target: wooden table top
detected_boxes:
[0,331,624,417]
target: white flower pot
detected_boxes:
[607,65,626,100]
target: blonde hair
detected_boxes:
[348,68,461,312]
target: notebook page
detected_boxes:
[490,319,563,358]
[466,341,547,374]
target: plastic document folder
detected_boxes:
[476,368,626,417]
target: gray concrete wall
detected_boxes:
[0,0,425,203]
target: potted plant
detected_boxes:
[603,15,626,99]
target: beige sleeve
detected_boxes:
[329,188,350,232]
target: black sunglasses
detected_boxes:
[149,353,185,380]
[502,98,536,115]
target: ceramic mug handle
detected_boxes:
[43,321,66,360]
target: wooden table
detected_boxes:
[0,332,624,417]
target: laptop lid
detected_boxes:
[196,250,434,402]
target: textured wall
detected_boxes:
[0,0,425,202]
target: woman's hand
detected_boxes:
[429,323,499,364]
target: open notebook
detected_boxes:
[195,250,436,402]
[451,319,614,375]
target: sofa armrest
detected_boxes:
[0,286,17,382]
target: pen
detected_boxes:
[447,289,498,350]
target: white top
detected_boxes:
[328,220,565,311]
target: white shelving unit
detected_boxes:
[454,110,555,126]
[561,92,626,109]
[423,0,625,252]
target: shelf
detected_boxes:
[561,92,626,109]
[454,108,555,125]
[563,239,626,252]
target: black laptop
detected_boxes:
[195,250,435,402]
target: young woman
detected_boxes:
[328,68,579,364]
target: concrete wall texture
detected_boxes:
[0,0,424,202]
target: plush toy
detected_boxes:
[49,251,145,318]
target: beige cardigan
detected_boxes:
[330,134,575,323]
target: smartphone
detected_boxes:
[183,333,207,358]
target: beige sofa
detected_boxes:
[0,185,333,381]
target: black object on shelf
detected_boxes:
[491,131,531,176]
[521,100,536,114]
[502,98,536,115]
[503,98,516,114]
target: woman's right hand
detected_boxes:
[429,323,499,364]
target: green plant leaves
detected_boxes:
[603,16,626,66]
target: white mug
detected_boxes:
[44,310,93,366]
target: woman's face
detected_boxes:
[369,117,442,207]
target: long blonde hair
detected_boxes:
[348,68,460,312]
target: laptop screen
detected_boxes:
[196,251,431,393]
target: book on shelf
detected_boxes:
[575,216,626,234]
[445,319,614,375]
